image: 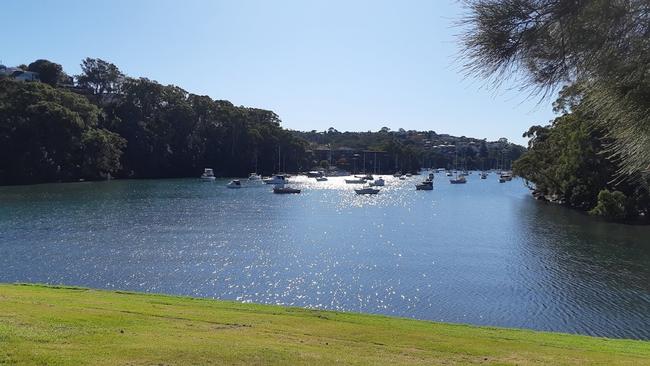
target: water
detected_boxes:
[1,173,649,339]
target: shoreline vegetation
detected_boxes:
[1,57,648,223]
[1,283,649,365]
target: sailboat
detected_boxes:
[449,147,467,184]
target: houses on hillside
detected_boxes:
[0,65,40,82]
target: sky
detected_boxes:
[2,0,557,145]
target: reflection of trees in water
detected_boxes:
[513,199,650,338]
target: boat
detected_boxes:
[405,173,412,177]
[355,174,374,181]
[315,177,328,182]
[345,178,366,184]
[307,171,323,178]
[273,184,301,194]
[399,175,406,180]
[263,175,288,185]
[226,180,242,188]
[248,173,262,181]
[393,172,402,177]
[480,172,487,179]
[370,177,385,186]
[450,175,467,184]
[500,171,513,181]
[354,186,380,195]
[499,177,506,183]
[416,180,433,190]
[446,172,453,177]
[200,168,216,181]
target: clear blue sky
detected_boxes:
[2,0,556,145]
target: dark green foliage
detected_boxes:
[460,0,650,176]
[589,190,629,221]
[0,79,122,184]
[514,91,649,221]
[27,59,66,86]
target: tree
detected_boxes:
[460,0,650,176]
[76,58,124,95]
[27,59,65,86]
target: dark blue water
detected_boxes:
[1,173,649,339]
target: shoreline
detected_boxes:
[1,283,649,365]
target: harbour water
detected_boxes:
[1,173,649,339]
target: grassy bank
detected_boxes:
[0,284,648,365]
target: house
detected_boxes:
[0,65,40,82]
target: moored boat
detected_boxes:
[273,184,301,194]
[354,186,380,195]
[200,168,216,181]
[248,173,262,181]
[226,180,242,188]
[264,175,288,184]
[370,177,385,186]
[416,180,433,190]
[316,177,328,182]
[345,178,366,184]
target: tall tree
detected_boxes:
[459,0,650,176]
[27,59,65,86]
[76,58,125,95]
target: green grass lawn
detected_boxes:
[0,284,648,365]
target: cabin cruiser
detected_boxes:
[416,180,433,190]
[316,176,328,182]
[248,173,262,181]
[273,183,300,194]
[200,168,216,181]
[370,177,385,186]
[450,175,467,184]
[226,180,242,188]
[345,177,366,184]
[354,186,380,195]
[263,175,288,184]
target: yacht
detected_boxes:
[226,180,242,188]
[200,168,216,181]
[273,184,301,194]
[263,175,288,185]
[248,173,262,181]
[370,177,385,186]
[354,186,380,195]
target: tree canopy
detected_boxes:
[460,0,650,176]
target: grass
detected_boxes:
[0,284,649,365]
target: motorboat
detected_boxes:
[405,173,412,177]
[355,174,374,181]
[307,171,324,178]
[393,172,402,177]
[200,168,216,181]
[354,186,380,195]
[399,175,406,180]
[345,177,366,184]
[315,177,328,182]
[273,184,301,194]
[427,173,435,181]
[416,180,433,190]
[226,180,242,189]
[370,177,385,186]
[499,177,507,183]
[500,171,513,181]
[263,175,288,184]
[450,175,467,184]
[248,173,262,181]
[446,172,453,177]
[480,172,488,179]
